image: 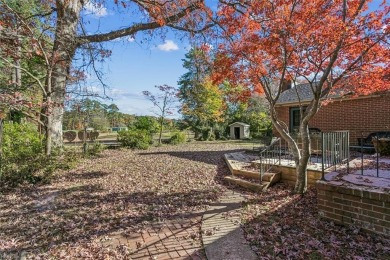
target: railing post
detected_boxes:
[377,132,379,177]
[321,132,325,181]
[259,153,262,184]
[361,132,364,175]
[279,138,281,165]
[347,131,350,174]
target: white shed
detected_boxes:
[229,122,250,139]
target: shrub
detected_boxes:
[0,123,80,186]
[90,131,99,141]
[132,116,159,134]
[169,132,187,145]
[201,128,211,141]
[63,130,77,142]
[1,123,45,185]
[87,141,105,156]
[78,130,89,141]
[117,129,152,150]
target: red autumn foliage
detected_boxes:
[213,0,390,99]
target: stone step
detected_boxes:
[224,175,270,192]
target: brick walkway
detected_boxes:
[101,215,206,259]
[100,191,256,259]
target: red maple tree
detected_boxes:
[213,0,390,193]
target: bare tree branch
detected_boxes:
[77,1,203,45]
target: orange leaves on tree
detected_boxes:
[213,0,390,98]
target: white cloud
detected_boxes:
[157,40,179,52]
[84,1,108,17]
[127,36,135,42]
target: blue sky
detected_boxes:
[79,1,218,118]
[84,37,190,117]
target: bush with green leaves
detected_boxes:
[199,127,216,141]
[117,129,152,150]
[1,122,46,185]
[87,141,105,156]
[132,116,159,135]
[0,123,79,186]
[169,132,187,145]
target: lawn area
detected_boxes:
[1,142,388,259]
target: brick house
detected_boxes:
[274,83,390,145]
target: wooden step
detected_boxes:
[224,175,269,192]
[251,159,282,168]
[268,171,281,186]
[233,169,281,182]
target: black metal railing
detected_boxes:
[257,134,325,183]
[321,131,350,179]
[354,132,386,178]
[257,130,387,181]
[258,137,286,183]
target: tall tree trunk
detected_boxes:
[269,109,311,194]
[15,37,22,87]
[0,119,3,177]
[44,0,81,154]
[158,117,163,145]
[294,127,311,194]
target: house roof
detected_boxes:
[276,83,348,105]
[229,122,250,127]
[277,83,314,104]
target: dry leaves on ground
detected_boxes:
[241,184,390,259]
[0,142,244,259]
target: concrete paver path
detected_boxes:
[201,190,257,260]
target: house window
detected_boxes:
[289,107,306,133]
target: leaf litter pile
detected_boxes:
[241,184,390,259]
[0,142,241,259]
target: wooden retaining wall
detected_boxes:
[271,165,323,186]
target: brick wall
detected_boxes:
[274,95,390,145]
[317,181,390,236]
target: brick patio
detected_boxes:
[100,215,205,259]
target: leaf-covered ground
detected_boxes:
[241,184,390,259]
[0,142,244,259]
[1,142,389,259]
